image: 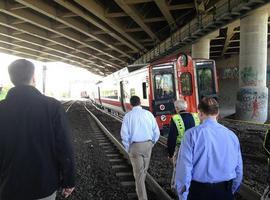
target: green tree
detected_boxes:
[0,87,9,100]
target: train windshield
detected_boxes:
[196,61,216,99]
[153,65,175,100]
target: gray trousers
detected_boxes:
[129,141,153,200]
[171,146,179,190]
[37,192,56,200]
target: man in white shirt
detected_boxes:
[120,96,160,200]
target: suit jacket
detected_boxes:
[0,85,75,200]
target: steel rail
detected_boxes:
[90,102,168,147]
[84,104,172,200]
[62,100,76,112]
[90,101,263,200]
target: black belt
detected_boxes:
[191,180,233,190]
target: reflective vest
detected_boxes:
[172,112,200,146]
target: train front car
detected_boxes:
[148,54,218,136]
[148,58,177,136]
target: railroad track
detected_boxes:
[89,101,262,200]
[62,100,76,112]
[83,103,172,200]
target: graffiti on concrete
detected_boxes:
[219,66,239,80]
[240,66,258,86]
[236,88,267,121]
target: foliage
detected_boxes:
[0,87,9,100]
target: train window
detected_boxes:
[130,88,136,97]
[197,68,215,98]
[154,73,175,100]
[180,72,192,96]
[101,89,118,99]
[142,82,147,99]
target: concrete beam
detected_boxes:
[169,3,194,10]
[0,26,116,70]
[115,0,160,42]
[1,35,107,73]
[15,0,133,60]
[143,17,166,23]
[221,26,235,56]
[0,14,122,69]
[105,12,127,18]
[0,5,126,66]
[55,0,140,53]
[125,27,144,32]
[0,45,52,62]
[154,0,176,30]
[125,0,153,4]
[74,0,146,51]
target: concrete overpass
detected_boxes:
[0,0,269,122]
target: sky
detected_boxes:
[0,52,102,99]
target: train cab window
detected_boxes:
[142,82,147,99]
[180,72,192,96]
[197,67,215,98]
[130,88,136,97]
[154,73,175,100]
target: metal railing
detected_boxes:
[133,0,268,65]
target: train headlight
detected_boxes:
[160,115,166,122]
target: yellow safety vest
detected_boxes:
[172,112,200,146]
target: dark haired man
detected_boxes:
[121,95,160,200]
[175,97,243,200]
[0,59,75,200]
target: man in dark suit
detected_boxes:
[0,59,75,200]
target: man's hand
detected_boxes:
[62,187,75,198]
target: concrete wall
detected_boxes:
[215,48,270,118]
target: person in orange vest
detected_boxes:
[167,98,200,191]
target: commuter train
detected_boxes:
[93,53,218,135]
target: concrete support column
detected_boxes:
[191,38,210,59]
[236,10,268,122]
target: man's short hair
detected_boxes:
[174,98,187,111]
[198,97,219,115]
[8,59,35,86]
[130,96,140,107]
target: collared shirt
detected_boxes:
[120,106,160,151]
[175,118,243,200]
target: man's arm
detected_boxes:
[232,143,243,193]
[54,104,75,189]
[151,114,160,143]
[120,115,130,152]
[175,130,194,199]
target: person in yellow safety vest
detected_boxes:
[167,98,200,191]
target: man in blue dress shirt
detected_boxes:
[121,96,160,200]
[175,97,243,200]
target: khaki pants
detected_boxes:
[129,141,153,200]
[37,192,56,200]
[171,146,179,190]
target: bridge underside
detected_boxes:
[0,0,268,75]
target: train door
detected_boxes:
[119,81,126,112]
[150,63,176,134]
[194,60,218,103]
[176,54,197,112]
